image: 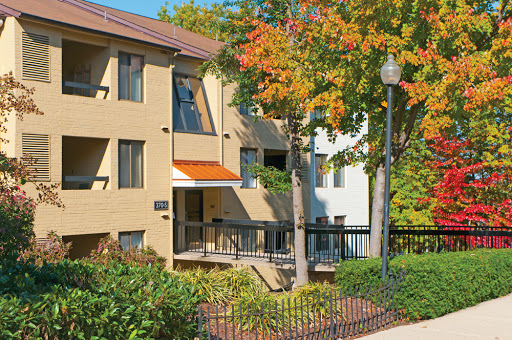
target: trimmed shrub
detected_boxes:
[335,249,512,320]
[89,235,167,267]
[0,260,200,339]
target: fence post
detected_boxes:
[269,230,273,263]
[197,306,203,340]
[341,229,346,261]
[203,227,207,257]
[236,227,239,260]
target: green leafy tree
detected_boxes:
[158,0,251,41]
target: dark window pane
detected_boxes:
[119,232,130,250]
[334,167,345,188]
[175,76,192,100]
[118,53,130,100]
[181,102,200,131]
[131,231,143,249]
[131,141,143,188]
[119,141,130,188]
[173,87,185,130]
[315,154,327,188]
[130,55,143,102]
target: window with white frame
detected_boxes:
[240,148,257,188]
[118,52,144,102]
[315,154,327,188]
[173,74,214,133]
[119,231,144,250]
[119,140,144,188]
[239,102,255,116]
[334,167,345,188]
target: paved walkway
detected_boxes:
[362,293,512,340]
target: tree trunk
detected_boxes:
[370,164,386,257]
[288,115,309,287]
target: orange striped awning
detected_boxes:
[172,160,242,187]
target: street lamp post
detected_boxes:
[380,54,401,279]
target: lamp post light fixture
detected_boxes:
[380,54,401,279]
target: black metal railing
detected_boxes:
[175,221,512,264]
[198,273,405,340]
[389,225,512,255]
[173,220,369,264]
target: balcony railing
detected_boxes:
[174,221,512,265]
[173,220,369,264]
[62,175,109,190]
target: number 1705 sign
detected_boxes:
[154,201,169,210]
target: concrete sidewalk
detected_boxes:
[362,293,512,340]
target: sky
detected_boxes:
[89,0,222,20]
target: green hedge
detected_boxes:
[335,249,512,320]
[0,260,201,339]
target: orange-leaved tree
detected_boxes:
[202,0,363,286]
[309,0,512,257]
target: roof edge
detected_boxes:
[61,0,212,59]
[19,13,181,52]
[0,3,21,17]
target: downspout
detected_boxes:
[168,51,177,268]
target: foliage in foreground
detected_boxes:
[335,249,512,320]
[0,260,200,339]
[172,266,266,305]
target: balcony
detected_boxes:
[62,40,110,99]
[173,220,369,268]
[62,136,110,190]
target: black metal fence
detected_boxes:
[173,221,369,264]
[198,273,405,340]
[389,225,512,255]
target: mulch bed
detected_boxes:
[198,295,403,340]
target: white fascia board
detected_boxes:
[172,180,243,188]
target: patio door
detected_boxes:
[185,190,203,250]
[185,190,203,222]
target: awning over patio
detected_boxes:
[172,160,243,188]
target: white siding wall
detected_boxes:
[309,120,369,226]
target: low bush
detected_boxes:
[89,235,167,267]
[21,231,72,265]
[0,187,35,260]
[335,249,512,320]
[0,260,200,339]
[172,266,266,305]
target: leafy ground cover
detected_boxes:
[335,249,512,320]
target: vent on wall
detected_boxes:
[22,32,50,82]
[22,133,50,181]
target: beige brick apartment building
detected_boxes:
[0,0,367,287]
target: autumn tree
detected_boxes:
[158,0,252,41]
[0,73,62,259]
[299,0,512,257]
[202,0,365,286]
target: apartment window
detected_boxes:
[334,167,345,188]
[173,74,214,133]
[315,154,327,188]
[264,149,287,171]
[118,52,144,102]
[240,103,255,116]
[240,148,257,188]
[334,216,346,225]
[334,216,346,249]
[315,217,329,251]
[119,231,144,251]
[119,140,144,188]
